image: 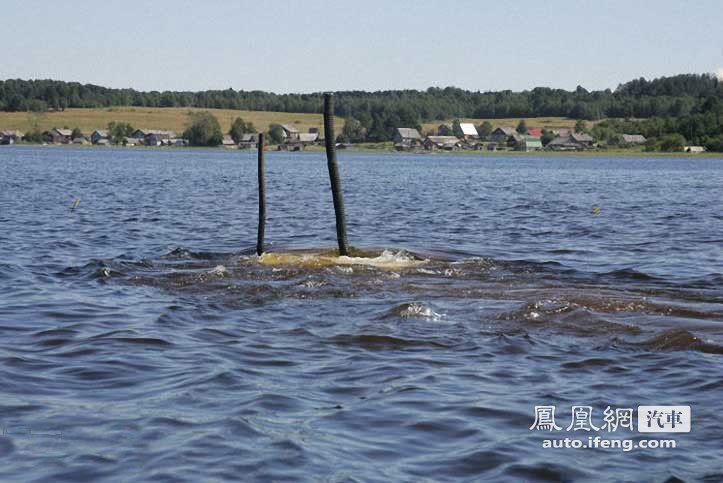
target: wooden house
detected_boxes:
[546,136,584,151]
[507,132,523,148]
[91,130,110,145]
[423,136,461,151]
[1,130,24,144]
[437,123,454,136]
[615,134,647,145]
[570,132,594,148]
[123,137,142,146]
[238,133,259,149]
[393,128,422,147]
[280,125,300,140]
[48,128,73,144]
[491,127,516,143]
[144,130,176,146]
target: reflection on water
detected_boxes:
[0,146,722,481]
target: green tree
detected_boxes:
[575,119,588,133]
[452,119,463,137]
[643,138,659,152]
[108,121,134,144]
[339,117,365,143]
[659,133,686,152]
[268,124,285,144]
[704,134,723,152]
[541,129,555,146]
[228,117,256,143]
[184,112,223,146]
[478,121,493,140]
[516,119,528,134]
[71,127,83,139]
[23,130,44,143]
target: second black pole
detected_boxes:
[323,93,349,256]
[256,133,266,256]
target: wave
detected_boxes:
[629,328,723,354]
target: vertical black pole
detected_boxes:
[323,93,349,256]
[256,133,266,256]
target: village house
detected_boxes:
[491,127,516,143]
[507,132,523,148]
[526,128,543,138]
[684,146,706,153]
[456,123,479,140]
[546,135,585,151]
[614,134,647,146]
[222,135,236,147]
[423,136,461,151]
[393,128,423,149]
[437,124,454,136]
[570,132,595,148]
[90,129,110,145]
[298,132,319,144]
[143,130,176,146]
[517,135,543,151]
[279,132,319,151]
[238,133,259,149]
[552,129,571,138]
[47,128,73,144]
[123,137,142,146]
[1,130,24,144]
[280,124,300,141]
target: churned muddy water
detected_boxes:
[1,146,722,482]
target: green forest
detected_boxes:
[1,73,721,149]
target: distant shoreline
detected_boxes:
[2,142,720,158]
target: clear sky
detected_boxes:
[2,0,721,93]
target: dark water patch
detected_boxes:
[602,268,665,282]
[561,357,616,369]
[628,328,723,354]
[329,334,453,350]
[504,462,588,482]
[0,438,14,457]
[109,337,173,347]
[410,449,515,478]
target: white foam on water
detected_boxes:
[209,265,228,276]
[399,302,444,320]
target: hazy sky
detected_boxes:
[2,0,721,93]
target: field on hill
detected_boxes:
[0,107,602,139]
[0,107,334,136]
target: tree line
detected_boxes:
[1,73,720,149]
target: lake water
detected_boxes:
[1,145,722,482]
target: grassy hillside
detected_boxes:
[0,107,602,139]
[0,107,335,136]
